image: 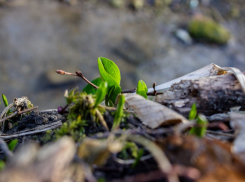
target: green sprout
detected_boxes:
[83,57,122,106]
[136,80,148,99]
[2,94,8,107]
[8,139,18,151]
[189,114,208,138]
[112,94,125,130]
[189,103,197,120]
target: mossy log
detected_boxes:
[155,72,245,117]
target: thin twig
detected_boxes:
[76,71,99,89]
[113,154,152,165]
[18,106,38,114]
[0,106,38,124]
[56,70,99,89]
[0,138,13,158]
[0,111,18,124]
[0,121,62,140]
[90,128,173,139]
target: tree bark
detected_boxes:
[155,73,245,117]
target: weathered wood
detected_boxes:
[155,73,245,116]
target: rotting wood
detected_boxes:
[155,72,245,116]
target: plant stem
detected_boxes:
[56,69,163,95]
[75,71,99,89]
[56,70,99,89]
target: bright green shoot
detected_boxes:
[2,94,8,107]
[98,57,121,86]
[188,103,197,120]
[136,80,148,99]
[112,94,125,130]
[189,114,208,138]
[8,139,18,151]
[83,57,122,106]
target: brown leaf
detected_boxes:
[124,94,189,129]
[157,135,245,182]
[78,138,123,166]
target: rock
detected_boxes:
[175,29,193,45]
[109,0,125,8]
[131,0,144,10]
[188,15,231,44]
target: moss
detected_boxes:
[27,100,34,109]
[55,116,87,141]
[43,92,106,142]
[188,16,231,44]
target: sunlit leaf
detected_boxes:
[98,57,121,87]
[136,80,148,99]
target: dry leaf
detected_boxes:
[157,135,245,182]
[124,94,189,129]
[78,138,123,166]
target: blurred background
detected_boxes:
[0,0,244,110]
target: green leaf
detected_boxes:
[189,114,208,138]
[112,94,125,130]
[2,94,8,107]
[107,84,121,105]
[0,161,5,171]
[94,81,108,107]
[98,57,121,87]
[8,139,18,151]
[136,80,148,99]
[132,148,144,168]
[188,103,197,120]
[83,77,103,95]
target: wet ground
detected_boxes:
[0,0,245,110]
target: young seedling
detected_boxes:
[2,94,8,107]
[189,103,197,120]
[189,114,208,137]
[136,80,148,99]
[112,94,125,130]
[8,139,18,151]
[57,57,161,108]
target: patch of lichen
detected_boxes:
[188,16,231,44]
